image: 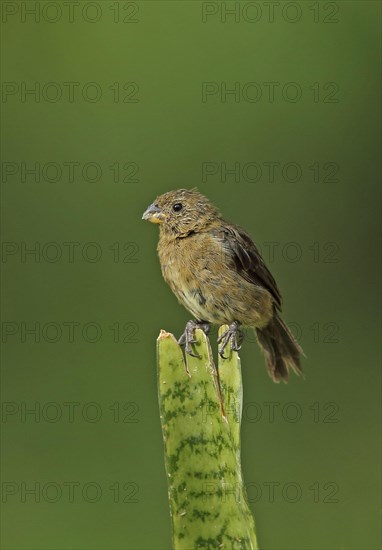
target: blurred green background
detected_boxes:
[1,1,380,549]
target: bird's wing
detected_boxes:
[212,224,282,310]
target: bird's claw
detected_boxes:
[218,321,244,358]
[178,320,211,358]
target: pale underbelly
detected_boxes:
[160,255,273,327]
[173,284,272,327]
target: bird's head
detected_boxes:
[142,188,221,237]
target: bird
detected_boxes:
[142,188,304,382]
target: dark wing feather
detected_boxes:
[213,224,282,310]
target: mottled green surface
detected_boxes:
[157,328,258,549]
[217,327,257,543]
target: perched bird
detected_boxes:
[142,189,304,382]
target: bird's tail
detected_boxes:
[255,314,304,383]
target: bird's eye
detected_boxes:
[172,203,183,212]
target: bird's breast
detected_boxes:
[157,234,221,321]
[157,232,273,326]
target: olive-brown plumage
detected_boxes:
[142,189,303,382]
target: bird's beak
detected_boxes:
[142,203,165,224]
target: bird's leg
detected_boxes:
[178,320,211,358]
[217,321,244,358]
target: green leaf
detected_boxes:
[157,327,258,550]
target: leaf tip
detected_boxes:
[157,329,175,341]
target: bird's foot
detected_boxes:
[178,320,211,358]
[218,321,244,358]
